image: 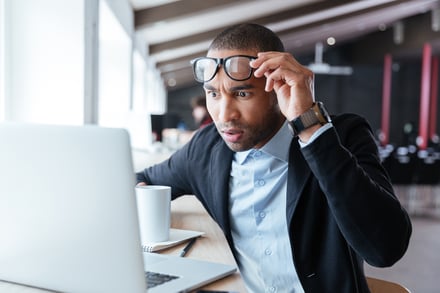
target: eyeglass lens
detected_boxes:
[192,55,255,82]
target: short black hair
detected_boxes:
[208,23,285,53]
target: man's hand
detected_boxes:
[251,51,321,142]
[251,51,315,121]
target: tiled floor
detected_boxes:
[365,185,440,293]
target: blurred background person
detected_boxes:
[191,95,213,129]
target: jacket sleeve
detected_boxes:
[135,124,223,200]
[301,114,412,267]
[136,153,190,200]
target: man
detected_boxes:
[137,23,411,292]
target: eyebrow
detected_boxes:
[203,83,256,92]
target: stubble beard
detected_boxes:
[217,107,284,152]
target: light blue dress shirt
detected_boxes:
[228,121,297,293]
[229,122,332,293]
[229,121,333,292]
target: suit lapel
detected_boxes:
[209,141,234,234]
[286,139,312,224]
[207,138,311,239]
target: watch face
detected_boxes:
[288,102,330,137]
[301,108,320,128]
[316,102,331,123]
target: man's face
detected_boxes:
[203,49,284,152]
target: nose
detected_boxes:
[217,94,240,123]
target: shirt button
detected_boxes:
[256,179,265,186]
[254,151,262,157]
[269,286,276,292]
[265,248,272,255]
[259,211,266,218]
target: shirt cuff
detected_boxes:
[298,123,333,148]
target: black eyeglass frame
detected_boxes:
[190,55,257,83]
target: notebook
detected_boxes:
[0,122,236,293]
[142,228,205,252]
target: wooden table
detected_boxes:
[0,195,246,292]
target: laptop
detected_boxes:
[0,122,236,293]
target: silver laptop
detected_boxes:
[0,122,236,293]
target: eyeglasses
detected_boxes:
[191,55,257,83]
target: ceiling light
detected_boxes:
[326,37,336,45]
[378,23,387,31]
[167,78,176,87]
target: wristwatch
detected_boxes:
[288,101,331,137]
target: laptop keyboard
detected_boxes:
[145,271,180,288]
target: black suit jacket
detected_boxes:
[137,113,412,293]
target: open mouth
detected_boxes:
[221,128,243,143]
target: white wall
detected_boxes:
[4,0,85,124]
[1,0,166,150]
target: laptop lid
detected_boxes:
[0,122,147,293]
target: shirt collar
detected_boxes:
[234,120,291,165]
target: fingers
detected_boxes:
[251,52,313,92]
[250,51,315,119]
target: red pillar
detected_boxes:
[418,43,432,150]
[381,53,392,146]
[429,56,438,141]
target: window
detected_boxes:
[0,0,5,121]
[98,0,131,128]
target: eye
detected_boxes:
[206,91,219,99]
[236,91,251,98]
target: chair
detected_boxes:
[366,276,411,293]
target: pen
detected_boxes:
[179,237,198,257]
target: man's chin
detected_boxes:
[224,141,252,152]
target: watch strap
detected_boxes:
[288,102,330,137]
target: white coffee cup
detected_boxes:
[135,185,171,244]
